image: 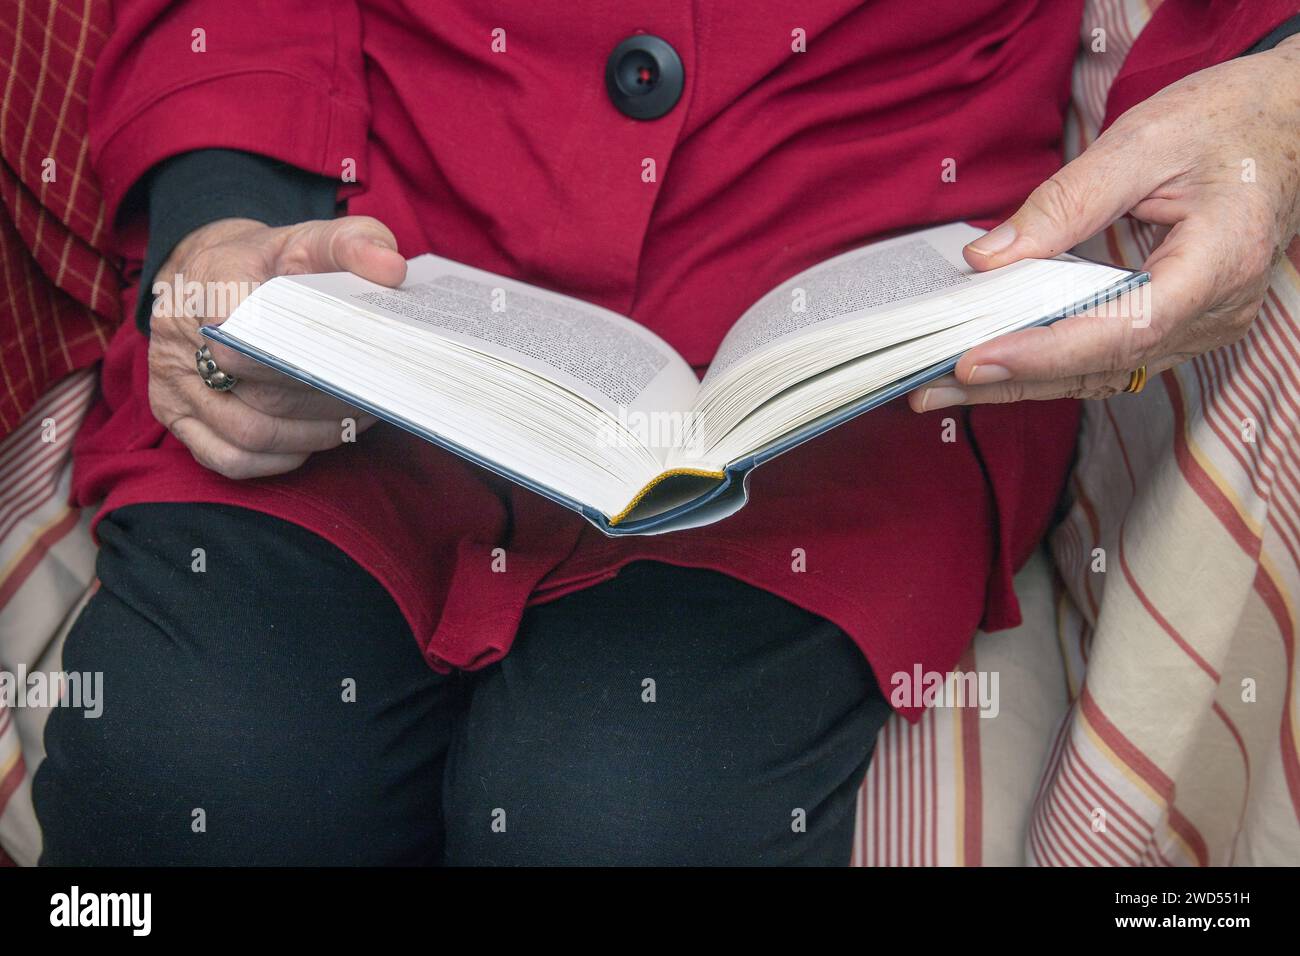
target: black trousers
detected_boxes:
[34,503,892,865]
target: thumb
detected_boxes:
[285,215,408,287]
[962,139,1154,272]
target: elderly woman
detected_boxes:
[34,0,1300,865]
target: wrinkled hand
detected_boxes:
[148,216,408,478]
[912,35,1300,412]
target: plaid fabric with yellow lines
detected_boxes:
[0,0,119,439]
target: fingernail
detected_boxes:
[966,364,1011,385]
[968,223,1017,255]
[919,386,967,411]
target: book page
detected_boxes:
[704,223,981,385]
[672,222,1136,465]
[289,256,700,419]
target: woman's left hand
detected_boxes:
[910,34,1300,413]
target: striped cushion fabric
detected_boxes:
[0,371,97,866]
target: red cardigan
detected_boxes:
[69,0,1298,720]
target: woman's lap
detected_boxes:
[35,501,456,865]
[34,502,891,865]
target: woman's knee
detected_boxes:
[441,565,891,865]
[34,502,455,865]
[34,587,421,864]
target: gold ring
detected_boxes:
[1123,365,1147,395]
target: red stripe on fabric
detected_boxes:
[0,380,92,478]
[1266,284,1300,355]
[873,733,883,868]
[884,719,895,866]
[1039,774,1105,865]
[1028,720,1076,867]
[1059,742,1146,863]
[1069,740,1159,849]
[891,718,900,866]
[0,398,84,489]
[909,717,920,868]
[1166,367,1300,827]
[0,447,74,544]
[1056,747,1133,864]
[0,751,26,819]
[1230,302,1300,554]
[0,505,80,607]
[0,437,71,504]
[1195,345,1300,576]
[1168,368,1263,556]
[1211,701,1251,864]
[854,779,862,867]
[920,712,929,866]
[928,710,937,866]
[1027,803,1057,865]
[1116,521,1219,681]
[1079,687,1209,865]
[1198,348,1265,506]
[958,648,982,867]
[1027,705,1075,865]
[1042,742,1121,866]
[880,723,888,867]
[1036,786,1091,866]
[1247,562,1300,827]
[1256,289,1300,385]
[1077,688,1175,831]
[1185,340,1300,572]
[1216,320,1300,517]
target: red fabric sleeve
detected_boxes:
[1104,0,1300,126]
[88,0,370,248]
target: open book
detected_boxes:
[204,223,1147,535]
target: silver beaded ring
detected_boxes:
[195,344,238,392]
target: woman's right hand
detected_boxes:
[147,215,408,479]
